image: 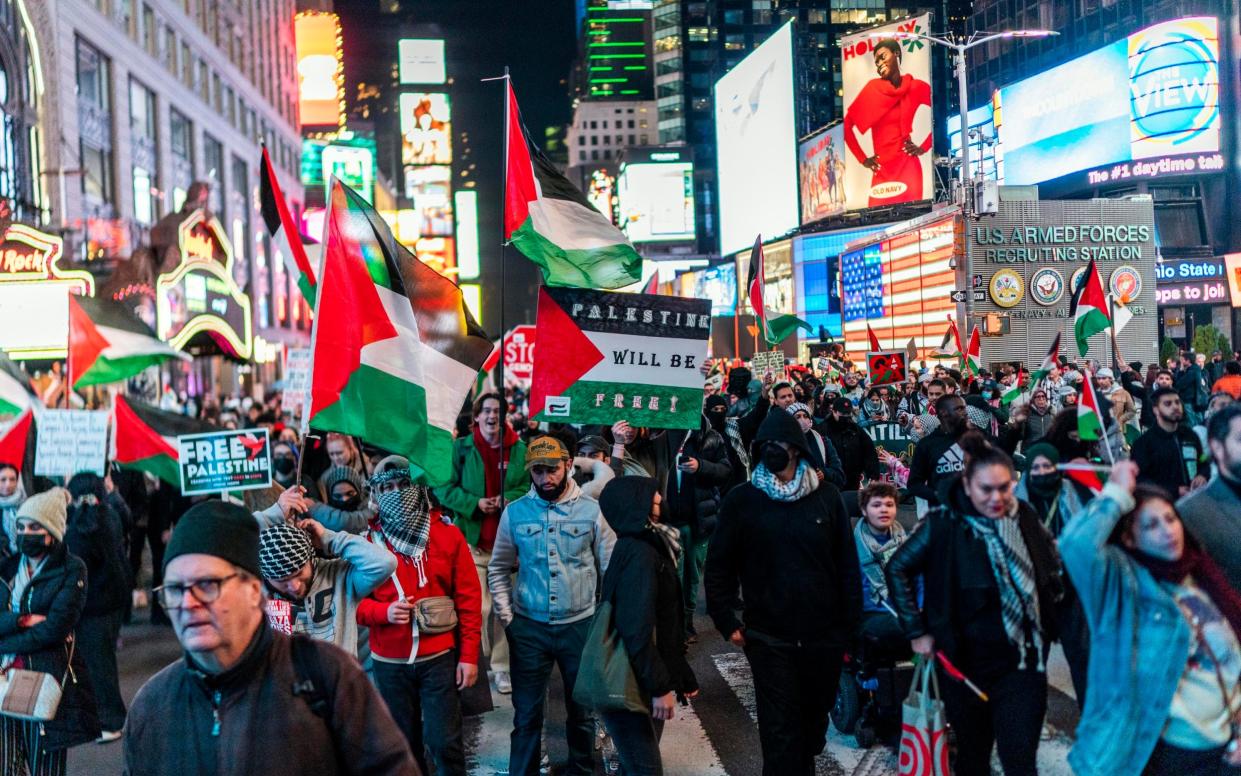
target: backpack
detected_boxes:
[289,635,347,771]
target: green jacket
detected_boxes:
[434,435,530,548]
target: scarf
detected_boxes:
[375,484,433,561]
[722,417,750,475]
[1132,544,1241,641]
[854,519,907,607]
[962,511,1044,670]
[0,482,26,556]
[752,460,819,502]
[651,523,682,564]
[474,423,519,500]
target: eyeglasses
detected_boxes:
[153,574,240,610]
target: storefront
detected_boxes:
[1156,257,1232,350]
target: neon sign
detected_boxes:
[0,224,95,359]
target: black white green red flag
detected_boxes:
[111,395,209,487]
[0,409,33,473]
[747,236,810,346]
[1070,257,1110,357]
[261,146,317,304]
[69,295,189,389]
[1077,368,1107,443]
[0,355,33,418]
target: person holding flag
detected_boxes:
[747,236,811,347]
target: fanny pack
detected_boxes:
[413,596,458,635]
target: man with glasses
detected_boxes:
[123,501,418,775]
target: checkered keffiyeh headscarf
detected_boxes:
[370,464,433,560]
[259,522,314,580]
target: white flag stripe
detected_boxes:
[96,324,190,362]
[580,331,713,389]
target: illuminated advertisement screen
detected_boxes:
[400,93,452,166]
[321,144,375,203]
[839,15,934,210]
[398,39,446,84]
[587,169,616,225]
[455,190,480,280]
[714,21,798,255]
[617,161,695,242]
[693,264,737,316]
[403,165,454,237]
[415,237,455,277]
[999,17,1220,187]
[294,13,342,128]
[798,124,847,225]
[947,101,1001,182]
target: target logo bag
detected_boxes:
[899,658,950,776]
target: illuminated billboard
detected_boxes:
[586,169,616,225]
[617,159,695,243]
[714,21,798,255]
[158,210,252,360]
[692,264,737,316]
[947,101,1001,182]
[403,165,454,237]
[798,124,848,225]
[998,17,1220,187]
[398,39,446,85]
[0,224,95,359]
[415,237,455,277]
[840,15,933,211]
[455,190,480,280]
[294,13,343,129]
[321,144,375,204]
[400,93,452,166]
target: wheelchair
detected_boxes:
[830,615,916,748]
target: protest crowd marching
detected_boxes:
[2,87,1241,776]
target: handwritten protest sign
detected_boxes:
[34,410,108,476]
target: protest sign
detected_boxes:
[34,409,108,476]
[178,428,273,496]
[865,421,915,485]
[529,287,711,430]
[867,351,908,386]
[282,348,311,419]
[750,350,785,378]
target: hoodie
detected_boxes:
[597,477,698,698]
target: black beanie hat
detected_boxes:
[164,500,261,576]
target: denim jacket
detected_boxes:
[1059,483,1192,776]
[487,479,616,626]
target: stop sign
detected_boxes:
[502,325,537,381]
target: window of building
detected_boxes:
[724,9,744,24]
[129,78,157,224]
[629,135,636,145]
[603,135,610,145]
[0,61,15,209]
[119,0,136,38]
[724,34,745,51]
[688,26,710,43]
[592,150,599,161]
[590,120,597,129]
[142,5,156,54]
[808,8,827,24]
[170,108,193,211]
[579,150,586,161]
[76,37,114,212]
[229,154,250,275]
[202,134,224,214]
[1151,184,1208,249]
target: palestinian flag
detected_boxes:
[1070,257,1110,357]
[69,295,188,389]
[504,81,641,289]
[964,326,981,376]
[930,326,957,359]
[0,355,33,417]
[111,395,209,486]
[1077,368,1107,442]
[867,324,881,352]
[1001,366,1025,406]
[642,272,659,295]
[261,146,317,304]
[528,286,711,431]
[1030,332,1062,383]
[0,409,33,471]
[747,236,811,345]
[307,180,494,486]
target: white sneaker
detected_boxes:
[495,670,512,694]
[96,730,122,744]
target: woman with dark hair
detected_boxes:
[1041,407,1094,462]
[0,462,25,557]
[1061,462,1241,775]
[886,432,1063,776]
[65,472,131,741]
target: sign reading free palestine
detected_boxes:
[530,287,711,430]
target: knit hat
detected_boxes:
[164,501,261,576]
[258,522,314,580]
[16,488,69,541]
[785,402,812,418]
[1023,442,1060,472]
[322,465,366,498]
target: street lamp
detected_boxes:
[866,28,1058,206]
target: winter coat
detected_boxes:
[818,416,881,491]
[357,516,482,665]
[1175,363,1209,412]
[886,478,1063,676]
[598,477,698,699]
[1130,424,1205,496]
[905,429,965,505]
[1178,477,1241,594]
[123,623,418,776]
[65,500,131,617]
[665,426,732,538]
[0,543,100,751]
[433,434,530,548]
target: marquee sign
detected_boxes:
[156,210,252,360]
[0,224,96,359]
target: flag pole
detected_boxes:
[300,177,333,437]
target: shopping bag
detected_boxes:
[571,600,647,714]
[898,658,950,776]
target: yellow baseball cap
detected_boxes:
[525,436,570,469]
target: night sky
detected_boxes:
[335,0,580,335]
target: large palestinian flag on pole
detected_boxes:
[748,236,810,346]
[964,326,981,376]
[1070,257,1110,357]
[503,80,642,289]
[307,179,494,486]
[261,146,317,304]
[529,286,711,430]
[69,295,188,389]
[111,395,210,486]
[1031,332,1062,383]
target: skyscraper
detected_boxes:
[571,0,656,101]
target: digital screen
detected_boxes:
[398,39,446,85]
[586,169,616,225]
[455,190,480,280]
[841,244,886,322]
[714,21,798,255]
[294,13,342,128]
[399,93,452,166]
[403,166,453,237]
[0,283,73,356]
[798,124,847,224]
[692,264,737,316]
[617,161,695,243]
[414,237,455,277]
[839,14,934,210]
[998,17,1220,187]
[321,144,374,203]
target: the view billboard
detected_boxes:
[839,14,933,211]
[398,39,447,85]
[714,21,798,255]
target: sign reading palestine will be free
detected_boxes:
[529,287,711,430]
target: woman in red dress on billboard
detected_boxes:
[844,39,932,207]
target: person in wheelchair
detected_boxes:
[853,482,917,663]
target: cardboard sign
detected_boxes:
[282,348,312,420]
[867,351,907,387]
[34,410,108,476]
[750,350,786,377]
[177,428,273,496]
[864,422,915,486]
[529,287,711,430]
[265,599,294,635]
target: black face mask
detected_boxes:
[1028,472,1061,494]
[761,444,791,473]
[535,477,570,503]
[706,410,726,433]
[19,534,48,557]
[273,457,296,475]
[330,494,362,511]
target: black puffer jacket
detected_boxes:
[0,542,100,750]
[666,425,732,538]
[817,416,880,491]
[66,476,133,616]
[598,477,698,699]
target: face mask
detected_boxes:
[273,456,295,475]
[761,444,791,473]
[330,494,362,511]
[376,487,420,520]
[19,534,47,557]
[1028,473,1061,493]
[535,476,569,502]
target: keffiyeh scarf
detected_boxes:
[373,476,434,561]
[752,460,819,502]
[651,523,682,564]
[962,511,1044,670]
[854,519,907,607]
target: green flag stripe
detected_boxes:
[118,454,181,488]
[510,218,642,290]
[764,313,812,345]
[533,380,704,431]
[76,354,170,389]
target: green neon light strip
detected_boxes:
[591,78,628,83]
[619,90,641,94]
[591,66,614,71]
[590,16,644,22]
[590,53,645,59]
[588,41,645,46]
[623,65,647,70]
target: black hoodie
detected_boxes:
[598,477,698,699]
